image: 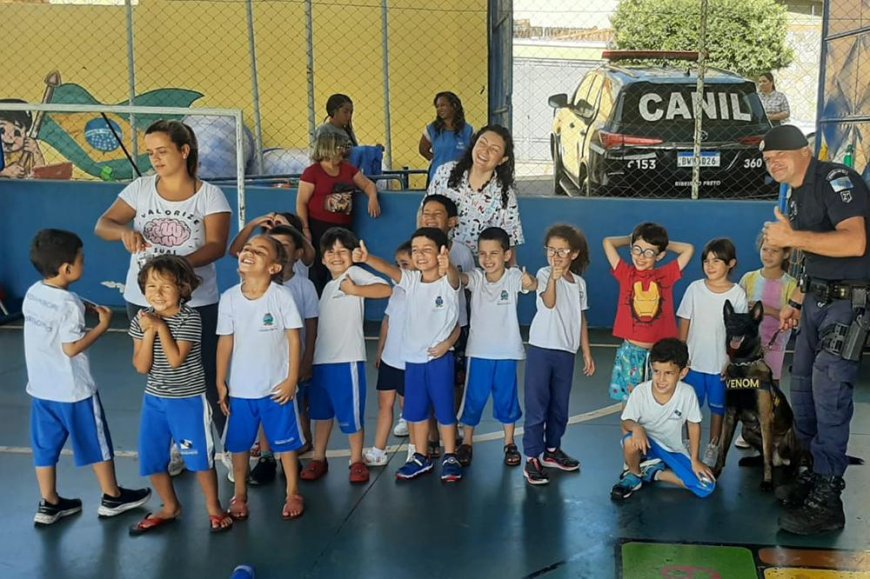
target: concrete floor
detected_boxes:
[0,326,868,579]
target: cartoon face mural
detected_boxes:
[0,98,46,178]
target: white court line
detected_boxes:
[0,403,622,461]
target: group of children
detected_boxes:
[21,198,799,533]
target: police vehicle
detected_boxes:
[548,51,776,198]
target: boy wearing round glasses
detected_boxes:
[603,223,694,405]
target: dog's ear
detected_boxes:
[751,300,764,322]
[724,299,735,321]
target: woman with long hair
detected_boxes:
[419,91,473,183]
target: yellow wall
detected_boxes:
[1,0,488,178]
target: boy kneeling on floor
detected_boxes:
[611,338,716,501]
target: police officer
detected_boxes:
[762,124,870,535]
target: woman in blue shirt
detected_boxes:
[419,91,473,184]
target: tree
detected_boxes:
[611,0,793,76]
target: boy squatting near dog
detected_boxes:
[610,338,716,501]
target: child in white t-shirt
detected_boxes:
[365,241,415,466]
[456,226,537,468]
[300,227,391,485]
[245,224,320,485]
[523,225,596,486]
[611,338,716,501]
[23,229,151,526]
[357,227,463,482]
[217,235,306,520]
[677,238,748,468]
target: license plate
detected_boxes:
[677,151,720,167]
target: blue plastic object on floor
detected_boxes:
[230,565,255,579]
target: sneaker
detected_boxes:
[734,433,751,449]
[392,418,409,437]
[542,448,581,472]
[640,460,665,483]
[221,452,236,483]
[349,461,370,484]
[611,472,643,501]
[427,440,442,459]
[98,487,152,517]
[34,496,82,526]
[441,454,463,483]
[405,443,417,463]
[364,448,388,467]
[300,459,328,482]
[396,453,433,480]
[168,445,185,477]
[455,444,473,467]
[523,457,549,486]
[248,455,277,486]
[702,443,720,468]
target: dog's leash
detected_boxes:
[764,330,782,352]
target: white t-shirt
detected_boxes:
[528,267,588,353]
[451,241,476,327]
[294,261,310,279]
[621,381,703,454]
[283,273,319,346]
[314,266,388,364]
[677,280,748,374]
[23,283,97,402]
[398,270,460,364]
[465,268,526,360]
[216,283,303,399]
[380,286,408,370]
[118,176,232,307]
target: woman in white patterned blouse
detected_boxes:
[424,125,525,257]
[757,72,790,126]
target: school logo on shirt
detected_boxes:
[263,313,274,327]
[498,289,511,305]
[435,296,444,308]
[179,439,193,450]
[669,409,683,420]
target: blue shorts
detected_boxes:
[404,353,455,425]
[610,340,650,402]
[31,394,114,468]
[623,433,715,498]
[224,396,305,454]
[310,362,366,434]
[376,362,406,396]
[458,358,521,427]
[139,393,215,476]
[684,370,726,416]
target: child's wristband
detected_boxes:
[787,299,803,310]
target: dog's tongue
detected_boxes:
[730,336,745,350]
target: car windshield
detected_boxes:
[616,82,769,142]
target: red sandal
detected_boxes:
[209,513,234,533]
[282,494,305,520]
[227,496,249,521]
[129,513,177,536]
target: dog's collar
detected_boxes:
[729,353,764,366]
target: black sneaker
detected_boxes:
[542,448,581,472]
[249,455,278,486]
[34,496,82,526]
[456,444,473,467]
[98,487,152,518]
[775,469,816,508]
[523,458,550,486]
[779,475,846,535]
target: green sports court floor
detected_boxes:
[0,322,868,578]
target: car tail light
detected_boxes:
[737,135,764,146]
[598,131,664,149]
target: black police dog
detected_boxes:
[714,300,802,491]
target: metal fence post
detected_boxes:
[125,0,138,163]
[380,0,393,170]
[305,0,316,146]
[691,0,708,201]
[246,0,265,175]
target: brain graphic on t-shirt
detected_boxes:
[143,218,192,248]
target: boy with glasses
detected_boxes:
[603,223,694,405]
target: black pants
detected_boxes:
[126,301,224,435]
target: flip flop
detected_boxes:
[209,513,234,533]
[282,494,304,520]
[227,496,249,521]
[129,513,177,536]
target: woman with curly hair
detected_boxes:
[423,125,524,257]
[419,91,474,183]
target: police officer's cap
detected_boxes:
[759,125,809,152]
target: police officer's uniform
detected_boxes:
[764,125,870,535]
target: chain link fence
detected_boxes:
[511,0,825,199]
[0,0,487,190]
